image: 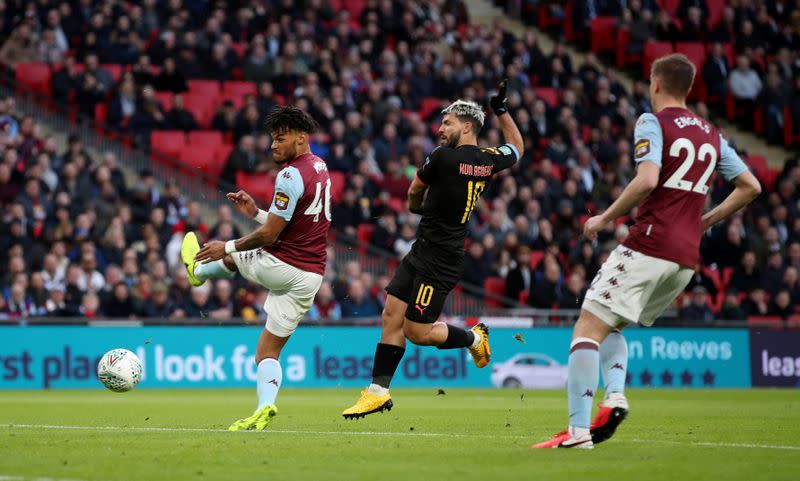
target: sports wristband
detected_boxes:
[225,240,237,254]
[254,209,268,224]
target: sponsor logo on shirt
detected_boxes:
[313,160,327,173]
[274,192,289,210]
[282,170,292,180]
[634,139,650,159]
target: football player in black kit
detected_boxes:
[343,80,524,419]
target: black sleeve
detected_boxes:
[416,147,442,185]
[481,144,519,172]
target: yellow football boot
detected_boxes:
[228,404,278,431]
[468,323,491,368]
[181,231,203,287]
[342,390,393,419]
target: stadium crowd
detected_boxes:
[1,0,799,322]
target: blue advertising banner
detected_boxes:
[0,326,751,389]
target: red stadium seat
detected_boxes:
[182,94,215,128]
[179,145,217,176]
[419,97,443,121]
[100,64,124,83]
[230,42,247,59]
[764,168,781,192]
[675,42,707,100]
[188,131,223,151]
[529,250,545,269]
[94,103,108,123]
[785,106,799,148]
[746,155,768,183]
[534,87,559,108]
[222,80,257,98]
[615,28,632,67]
[187,80,221,100]
[236,172,275,204]
[643,41,674,77]
[154,91,174,110]
[658,0,680,16]
[209,143,233,179]
[329,171,345,203]
[150,130,186,162]
[590,17,617,54]
[483,277,506,308]
[343,0,367,18]
[707,0,725,27]
[356,224,375,253]
[15,63,52,96]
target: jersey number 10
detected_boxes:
[461,180,486,224]
[303,179,332,222]
[663,138,718,194]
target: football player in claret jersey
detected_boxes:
[533,54,761,449]
[183,106,331,430]
[343,80,524,419]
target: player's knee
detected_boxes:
[403,321,432,345]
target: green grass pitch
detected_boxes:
[1,389,799,481]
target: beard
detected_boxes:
[441,131,461,148]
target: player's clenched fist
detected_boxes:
[583,215,608,240]
[489,79,508,116]
[227,190,258,218]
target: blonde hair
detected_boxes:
[441,100,485,131]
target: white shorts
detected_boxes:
[582,245,693,328]
[232,249,323,337]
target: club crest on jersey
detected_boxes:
[313,160,327,173]
[274,192,289,210]
[634,139,650,159]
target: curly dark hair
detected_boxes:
[264,105,320,134]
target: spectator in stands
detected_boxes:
[504,246,532,306]
[463,240,494,288]
[711,6,736,42]
[730,251,761,293]
[742,287,769,318]
[219,134,265,187]
[340,279,380,318]
[108,76,138,131]
[680,286,715,323]
[371,211,398,252]
[308,281,342,322]
[680,7,708,42]
[528,255,564,309]
[243,40,274,83]
[211,100,238,134]
[130,98,166,145]
[716,290,745,320]
[0,23,35,69]
[654,10,680,43]
[769,289,795,320]
[103,281,137,318]
[759,66,792,144]
[232,104,261,142]
[83,53,114,93]
[165,94,199,132]
[762,251,785,294]
[38,29,66,64]
[153,57,188,93]
[703,43,730,104]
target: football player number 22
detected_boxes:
[303,179,332,222]
[461,180,486,224]
[663,138,717,194]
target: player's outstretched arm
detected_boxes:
[701,170,761,231]
[584,161,660,240]
[489,79,524,159]
[194,214,289,263]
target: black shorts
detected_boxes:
[386,238,462,323]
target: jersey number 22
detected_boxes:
[663,138,717,195]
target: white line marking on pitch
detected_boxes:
[0,475,103,481]
[5,424,800,451]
